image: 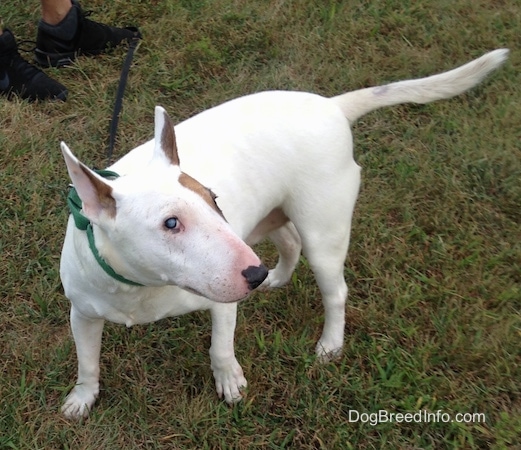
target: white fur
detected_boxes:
[60,49,508,418]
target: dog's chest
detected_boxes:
[66,280,214,326]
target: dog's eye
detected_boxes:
[164,217,179,230]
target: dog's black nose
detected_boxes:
[242,264,268,290]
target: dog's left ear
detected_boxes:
[153,106,180,166]
[61,142,116,223]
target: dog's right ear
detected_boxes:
[61,142,116,223]
[153,105,180,167]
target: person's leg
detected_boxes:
[0,27,67,101]
[40,0,73,26]
[35,0,140,68]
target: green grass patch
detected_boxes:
[1,0,520,448]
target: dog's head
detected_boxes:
[61,106,267,302]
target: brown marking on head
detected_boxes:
[179,172,225,218]
[81,164,116,218]
[161,110,180,166]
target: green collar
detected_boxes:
[66,169,144,287]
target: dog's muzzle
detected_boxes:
[242,264,268,290]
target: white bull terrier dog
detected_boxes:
[60,48,508,418]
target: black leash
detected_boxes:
[106,28,142,164]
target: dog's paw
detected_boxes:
[213,362,247,404]
[259,269,291,290]
[315,340,343,364]
[61,384,99,419]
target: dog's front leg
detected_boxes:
[209,302,247,404]
[62,305,104,419]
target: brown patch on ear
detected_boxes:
[81,165,117,218]
[179,172,225,218]
[161,111,180,166]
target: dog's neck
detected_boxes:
[66,170,144,287]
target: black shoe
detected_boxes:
[35,0,140,68]
[0,29,67,101]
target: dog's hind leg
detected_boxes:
[290,205,353,361]
[306,246,350,362]
[261,222,302,289]
[62,306,104,419]
[209,302,247,403]
[264,218,348,360]
[316,275,349,361]
[292,166,361,362]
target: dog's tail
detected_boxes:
[331,49,509,123]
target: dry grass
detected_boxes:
[1,0,520,448]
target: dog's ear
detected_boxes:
[153,106,180,166]
[61,142,116,222]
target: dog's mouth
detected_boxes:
[181,284,251,303]
[182,286,205,298]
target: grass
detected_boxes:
[0,0,520,448]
